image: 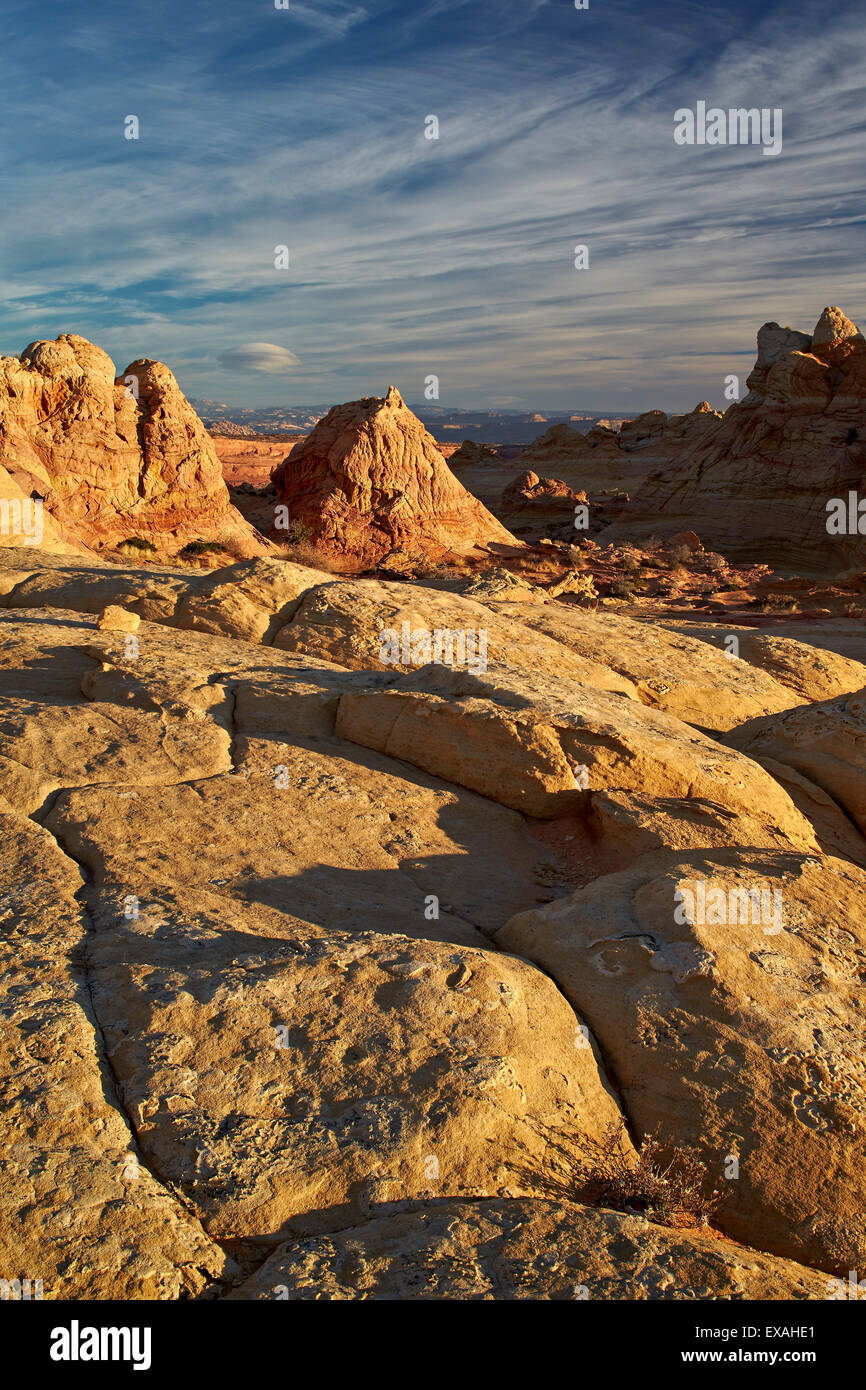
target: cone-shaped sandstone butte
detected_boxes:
[0,334,268,559]
[270,385,521,567]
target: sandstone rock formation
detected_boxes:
[601,308,866,573]
[501,470,585,513]
[273,576,636,695]
[448,439,500,467]
[2,512,866,1300]
[512,403,721,497]
[0,804,233,1299]
[658,623,866,705]
[270,387,519,567]
[336,660,820,838]
[0,335,268,560]
[481,602,802,732]
[228,1197,830,1300]
[728,687,866,837]
[498,849,866,1272]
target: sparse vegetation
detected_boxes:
[703,552,728,573]
[290,543,342,572]
[669,544,694,565]
[181,540,226,556]
[610,579,636,599]
[585,1124,724,1229]
[119,536,156,552]
[517,1121,724,1232]
[281,519,311,546]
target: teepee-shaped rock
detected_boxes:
[271,386,519,566]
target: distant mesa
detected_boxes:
[270,385,521,568]
[0,334,268,560]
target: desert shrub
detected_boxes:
[511,1120,723,1231]
[703,552,728,573]
[584,1124,723,1228]
[119,536,156,552]
[182,540,225,556]
[610,579,636,599]
[281,519,311,546]
[290,543,342,573]
[413,561,464,585]
[669,544,694,565]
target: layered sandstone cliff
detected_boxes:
[601,308,866,573]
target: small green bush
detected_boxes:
[282,520,311,546]
[182,540,226,556]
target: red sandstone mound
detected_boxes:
[501,470,585,511]
[0,334,269,560]
[270,386,521,567]
[601,308,866,574]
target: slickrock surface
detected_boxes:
[0,335,267,560]
[482,602,803,732]
[600,308,866,572]
[274,577,638,695]
[3,545,865,1300]
[728,688,866,838]
[336,661,821,840]
[0,804,235,1298]
[270,387,519,567]
[498,850,866,1272]
[657,622,866,704]
[227,1198,830,1300]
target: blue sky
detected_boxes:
[0,0,863,411]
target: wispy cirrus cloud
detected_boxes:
[0,0,862,410]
